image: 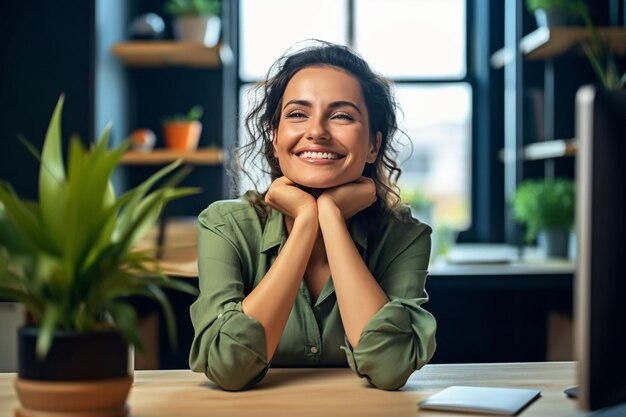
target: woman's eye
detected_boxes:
[286,111,306,118]
[333,112,354,120]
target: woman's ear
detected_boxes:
[366,132,382,163]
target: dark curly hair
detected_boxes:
[235,40,410,221]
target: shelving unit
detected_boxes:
[496,0,626,246]
[499,139,577,162]
[110,36,231,259]
[111,41,221,68]
[491,26,626,68]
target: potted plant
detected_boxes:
[164,0,221,46]
[401,187,433,225]
[574,2,626,90]
[525,0,584,28]
[0,96,199,416]
[162,105,204,151]
[512,178,575,258]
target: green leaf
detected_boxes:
[36,303,62,359]
[0,184,57,254]
[137,283,180,351]
[114,160,183,241]
[581,41,608,88]
[106,300,144,352]
[0,285,43,321]
[39,96,67,253]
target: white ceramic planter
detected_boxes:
[173,15,221,46]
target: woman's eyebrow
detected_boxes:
[283,99,311,111]
[282,99,362,115]
[329,100,362,115]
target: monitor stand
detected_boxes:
[564,386,578,398]
[563,388,626,417]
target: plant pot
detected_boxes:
[163,120,202,151]
[537,229,570,258]
[533,9,574,28]
[172,15,221,46]
[14,326,133,417]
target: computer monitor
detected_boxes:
[575,85,626,411]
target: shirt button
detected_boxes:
[217,313,223,319]
[310,346,319,354]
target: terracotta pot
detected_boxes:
[163,121,202,151]
[14,327,133,417]
[172,15,221,46]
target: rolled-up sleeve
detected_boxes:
[189,205,269,391]
[341,224,437,390]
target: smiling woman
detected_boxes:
[189,41,437,392]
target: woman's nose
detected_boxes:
[305,117,330,141]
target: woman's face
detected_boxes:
[273,66,380,189]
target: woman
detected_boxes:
[189,41,436,391]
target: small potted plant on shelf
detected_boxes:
[525,0,584,28]
[162,105,204,151]
[512,178,575,258]
[164,0,221,46]
[0,96,199,417]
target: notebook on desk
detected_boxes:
[418,386,541,415]
[445,244,518,265]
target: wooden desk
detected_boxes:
[0,362,589,416]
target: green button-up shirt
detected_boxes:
[189,198,436,391]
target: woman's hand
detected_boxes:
[317,176,377,220]
[265,176,318,220]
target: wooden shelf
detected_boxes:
[111,41,221,68]
[499,139,577,162]
[523,139,577,160]
[491,26,626,68]
[120,148,223,165]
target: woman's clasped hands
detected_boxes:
[265,175,377,225]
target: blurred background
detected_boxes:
[1,0,624,369]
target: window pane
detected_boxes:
[240,0,348,81]
[354,0,466,79]
[396,84,472,230]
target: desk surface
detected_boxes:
[0,362,589,417]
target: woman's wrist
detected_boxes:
[317,199,344,230]
[293,204,319,227]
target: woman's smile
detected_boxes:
[294,146,346,165]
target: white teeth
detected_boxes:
[298,151,340,160]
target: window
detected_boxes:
[238,0,471,231]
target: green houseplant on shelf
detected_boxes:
[164,0,221,46]
[574,2,626,90]
[529,0,626,89]
[0,96,199,417]
[401,187,433,226]
[525,0,584,27]
[512,178,576,258]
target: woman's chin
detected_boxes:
[291,180,340,190]
[287,175,354,190]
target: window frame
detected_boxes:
[230,0,500,242]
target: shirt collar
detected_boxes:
[260,208,286,253]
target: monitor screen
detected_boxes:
[575,85,626,411]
